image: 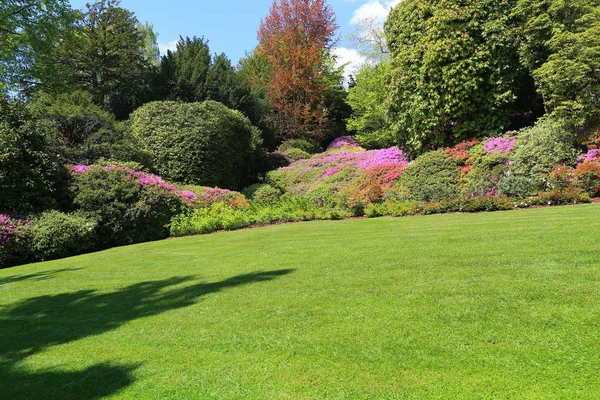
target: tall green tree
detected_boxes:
[385,0,540,152]
[346,60,394,149]
[157,36,211,102]
[60,0,147,118]
[515,0,600,128]
[0,0,76,94]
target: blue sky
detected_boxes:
[68,0,399,76]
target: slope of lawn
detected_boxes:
[1,204,600,399]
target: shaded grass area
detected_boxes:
[1,204,600,398]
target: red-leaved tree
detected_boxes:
[257,0,338,139]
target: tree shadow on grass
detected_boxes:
[0,269,294,399]
[0,268,82,286]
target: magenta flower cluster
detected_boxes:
[483,135,516,154]
[0,214,30,246]
[326,136,360,150]
[70,165,197,203]
[578,149,600,165]
[282,146,409,180]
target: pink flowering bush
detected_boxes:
[70,165,197,204]
[578,149,600,165]
[483,134,516,154]
[0,214,31,268]
[71,165,190,246]
[327,136,360,150]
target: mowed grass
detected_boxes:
[1,205,600,399]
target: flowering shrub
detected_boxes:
[483,134,516,154]
[0,214,31,268]
[445,138,479,163]
[70,165,197,204]
[327,136,360,150]
[72,165,188,247]
[573,161,600,197]
[578,149,600,165]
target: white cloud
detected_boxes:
[158,40,178,55]
[333,47,368,84]
[350,0,401,24]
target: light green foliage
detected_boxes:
[29,210,97,261]
[347,61,395,149]
[400,150,461,202]
[384,0,539,151]
[137,21,160,67]
[278,138,322,154]
[131,100,261,189]
[516,0,600,127]
[241,184,282,205]
[281,148,311,161]
[0,0,76,94]
[509,119,580,184]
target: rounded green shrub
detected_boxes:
[278,138,322,154]
[281,148,311,161]
[401,150,461,202]
[29,210,97,261]
[509,120,580,184]
[131,100,262,189]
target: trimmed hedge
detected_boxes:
[131,100,262,189]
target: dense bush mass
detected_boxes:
[0,99,70,214]
[2,0,600,268]
[71,164,193,247]
[131,100,262,189]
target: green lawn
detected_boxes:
[1,205,600,399]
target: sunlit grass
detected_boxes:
[1,204,599,399]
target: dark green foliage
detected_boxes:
[498,175,536,198]
[516,0,600,127]
[0,99,70,213]
[400,150,461,202]
[72,166,183,247]
[59,0,148,118]
[131,100,261,189]
[30,90,152,166]
[158,36,212,102]
[29,210,97,261]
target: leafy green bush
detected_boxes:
[498,174,536,198]
[242,184,282,205]
[29,210,97,261]
[400,150,460,202]
[0,99,71,214]
[72,166,186,247]
[131,100,262,189]
[509,120,580,186]
[278,138,322,154]
[460,149,509,197]
[31,91,152,167]
[282,147,311,161]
